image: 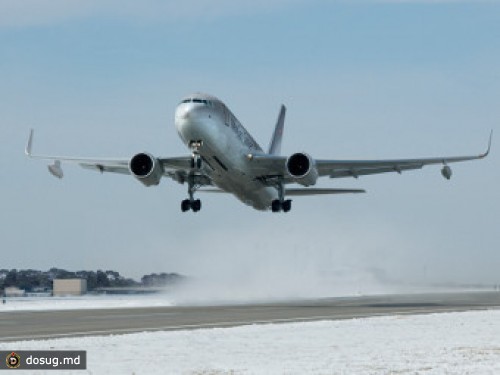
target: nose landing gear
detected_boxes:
[181,144,204,213]
[181,175,202,213]
[189,140,203,170]
[191,154,202,170]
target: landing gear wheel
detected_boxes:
[191,199,202,212]
[271,199,292,213]
[282,199,292,213]
[181,199,202,212]
[181,199,191,212]
[271,200,281,213]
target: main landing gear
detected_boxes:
[181,198,201,212]
[271,180,292,213]
[182,141,203,213]
[271,199,292,213]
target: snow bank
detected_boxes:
[2,309,500,374]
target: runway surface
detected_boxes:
[1,292,500,342]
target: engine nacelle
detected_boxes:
[48,160,63,179]
[441,165,452,180]
[129,153,163,187]
[286,152,318,186]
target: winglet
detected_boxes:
[480,130,493,158]
[25,129,34,157]
[267,105,286,155]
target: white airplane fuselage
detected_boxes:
[175,94,277,210]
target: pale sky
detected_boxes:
[1,1,499,298]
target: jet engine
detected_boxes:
[441,165,452,180]
[129,153,163,186]
[286,152,318,186]
[48,160,63,179]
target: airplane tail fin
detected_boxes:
[267,105,286,155]
[25,129,34,156]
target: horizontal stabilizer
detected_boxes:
[286,188,366,196]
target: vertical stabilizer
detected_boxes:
[268,105,286,155]
[25,129,34,156]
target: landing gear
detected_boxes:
[181,199,202,212]
[271,179,292,213]
[271,199,292,213]
[189,140,203,170]
[180,141,205,213]
[181,173,202,213]
[190,153,202,170]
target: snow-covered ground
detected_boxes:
[0,294,174,311]
[2,309,500,374]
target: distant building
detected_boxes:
[53,279,87,296]
[4,287,25,297]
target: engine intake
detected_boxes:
[286,152,318,186]
[129,153,163,186]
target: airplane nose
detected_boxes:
[175,104,200,139]
[176,105,191,120]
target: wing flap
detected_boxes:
[247,154,286,175]
[198,188,227,193]
[159,156,192,170]
[286,188,366,196]
[326,164,424,178]
[80,163,130,174]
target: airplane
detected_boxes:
[26,93,492,213]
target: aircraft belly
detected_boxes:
[200,144,277,210]
[212,173,276,211]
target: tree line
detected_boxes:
[0,268,185,292]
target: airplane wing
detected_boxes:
[25,129,206,184]
[316,149,490,179]
[248,131,492,182]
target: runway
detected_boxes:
[1,291,500,342]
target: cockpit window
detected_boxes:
[181,98,210,105]
[193,99,209,105]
